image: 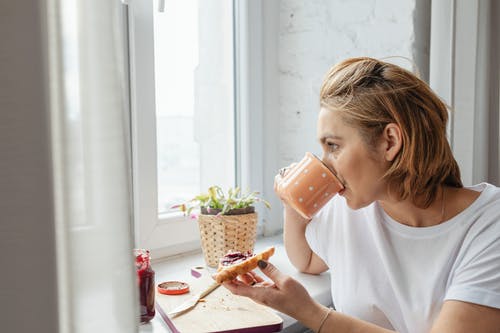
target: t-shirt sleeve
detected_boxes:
[445,217,500,309]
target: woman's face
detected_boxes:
[317,107,389,209]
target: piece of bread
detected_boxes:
[214,246,275,284]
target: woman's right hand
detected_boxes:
[273,163,296,201]
[274,164,311,225]
[274,163,322,273]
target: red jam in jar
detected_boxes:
[135,249,155,323]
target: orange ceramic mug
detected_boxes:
[277,152,344,219]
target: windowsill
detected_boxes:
[140,235,332,333]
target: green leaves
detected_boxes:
[175,185,270,216]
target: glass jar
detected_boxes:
[134,249,155,323]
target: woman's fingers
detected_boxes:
[222,280,257,298]
[231,261,288,289]
[277,162,296,178]
[278,167,288,177]
[247,270,265,283]
[274,162,297,197]
[222,261,315,321]
[256,260,287,285]
[238,272,257,285]
[236,270,267,285]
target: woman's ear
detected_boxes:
[382,123,402,162]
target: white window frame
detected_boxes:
[126,0,268,258]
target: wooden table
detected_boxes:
[155,267,283,333]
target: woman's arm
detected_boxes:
[282,205,328,274]
[430,300,500,333]
[275,171,328,274]
[223,260,393,333]
[223,261,500,333]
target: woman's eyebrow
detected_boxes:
[319,135,342,143]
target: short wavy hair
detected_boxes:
[320,57,462,208]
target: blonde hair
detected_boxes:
[320,57,462,207]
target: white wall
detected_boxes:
[261,0,430,234]
[277,0,428,163]
[0,1,59,332]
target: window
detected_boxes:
[127,0,238,257]
[153,1,237,215]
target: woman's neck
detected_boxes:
[379,186,447,228]
[379,185,481,227]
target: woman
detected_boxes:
[223,57,500,332]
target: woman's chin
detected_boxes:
[343,196,369,210]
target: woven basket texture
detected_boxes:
[198,212,258,267]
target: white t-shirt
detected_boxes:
[305,183,500,333]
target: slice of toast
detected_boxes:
[214,246,275,284]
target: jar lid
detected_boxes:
[157,281,190,295]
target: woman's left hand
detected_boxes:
[222,260,325,327]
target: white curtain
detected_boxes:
[430,0,500,186]
[48,0,137,331]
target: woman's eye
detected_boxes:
[327,142,339,151]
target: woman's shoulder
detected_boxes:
[450,183,500,216]
[465,182,500,207]
[450,183,500,238]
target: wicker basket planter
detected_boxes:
[197,207,258,267]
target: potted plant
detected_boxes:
[174,186,270,267]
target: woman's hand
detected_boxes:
[274,163,325,273]
[222,260,325,328]
[224,260,399,333]
[274,163,310,224]
[274,163,302,200]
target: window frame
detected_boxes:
[126,0,267,258]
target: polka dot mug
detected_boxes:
[277,152,344,219]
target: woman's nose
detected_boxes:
[321,155,336,173]
[320,153,328,163]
